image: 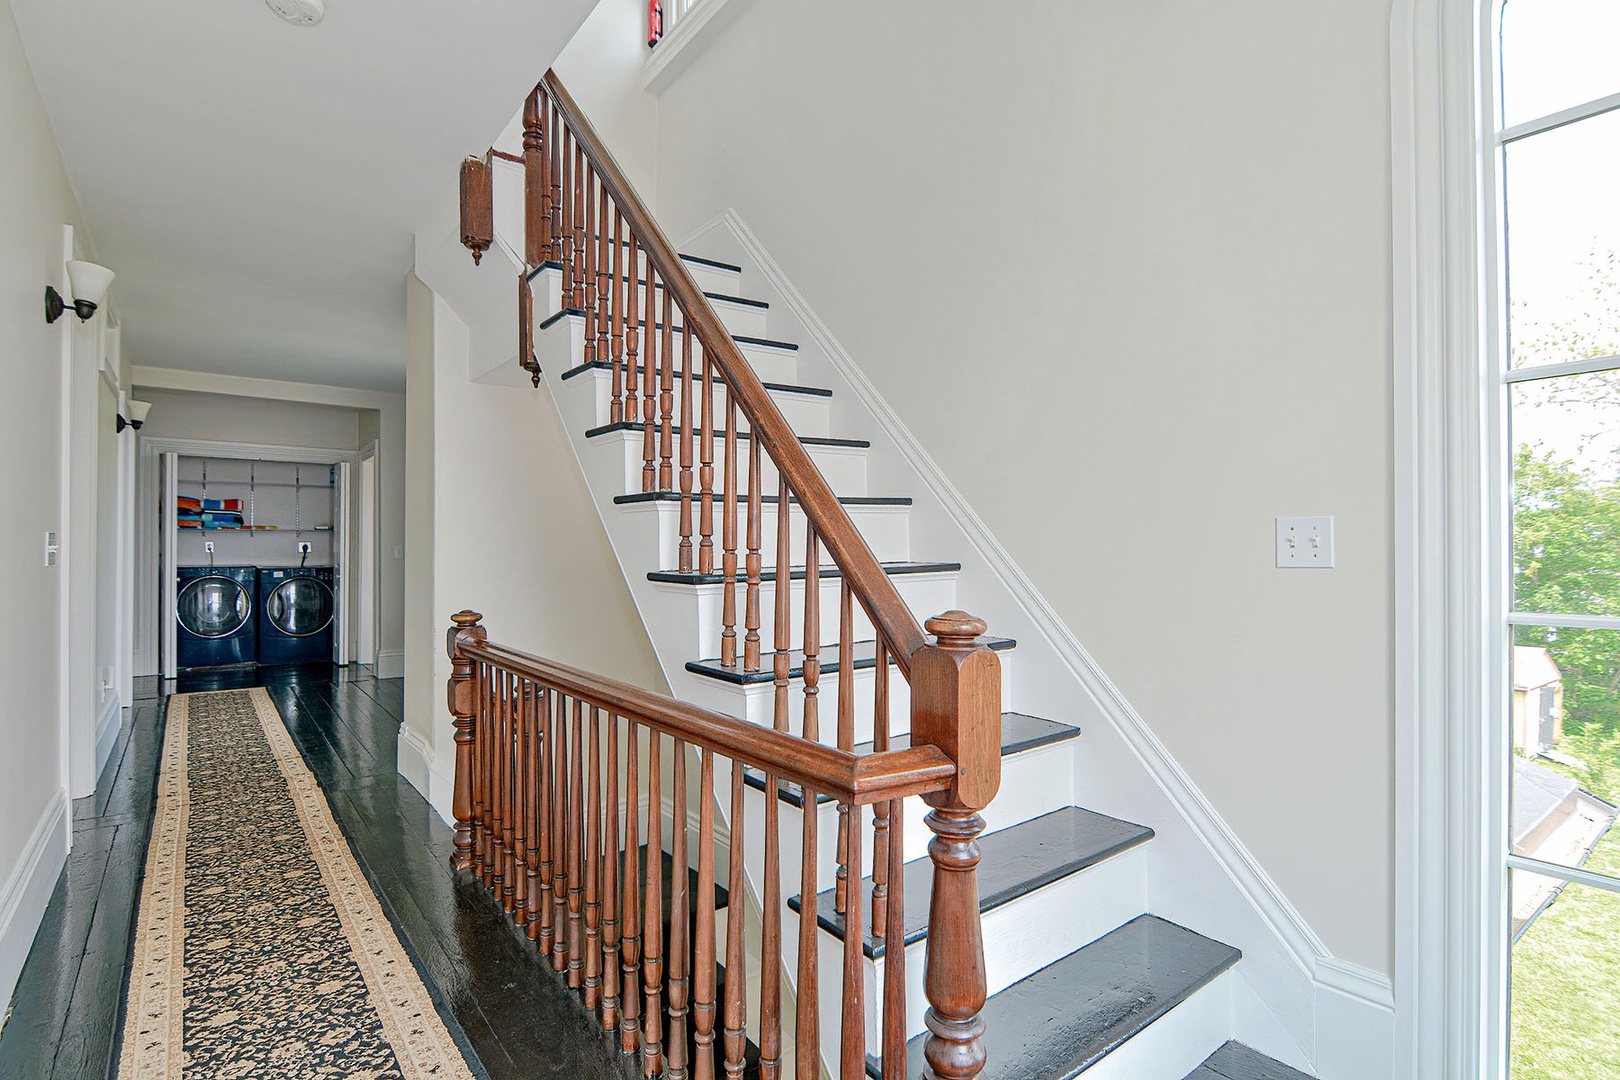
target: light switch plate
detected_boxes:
[1277,515,1335,568]
[43,531,58,567]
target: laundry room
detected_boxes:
[128,381,407,680]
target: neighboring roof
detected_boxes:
[1513,646,1562,691]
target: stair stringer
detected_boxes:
[665,209,1397,1079]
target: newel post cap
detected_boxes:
[926,610,986,647]
[451,610,484,628]
[447,610,486,660]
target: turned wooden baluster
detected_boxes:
[841,803,867,1080]
[744,435,763,672]
[796,532,821,1079]
[667,739,691,1080]
[642,734,665,1076]
[501,669,518,915]
[678,323,695,572]
[659,289,676,491]
[523,89,546,266]
[525,681,543,940]
[550,95,563,275]
[538,686,556,953]
[693,748,718,1078]
[915,612,1002,1080]
[625,233,641,426]
[572,140,587,310]
[569,698,587,988]
[559,123,574,303]
[611,209,626,423]
[699,344,716,575]
[760,749,783,1080]
[585,705,603,1008]
[721,394,739,667]
[447,610,485,872]
[485,664,502,895]
[621,720,643,1054]
[642,267,658,491]
[722,753,749,1078]
[836,582,855,917]
[871,636,891,932]
[510,673,530,924]
[880,792,907,1080]
[597,185,612,372]
[552,692,571,972]
[772,474,792,734]
[583,171,598,368]
[602,712,623,1032]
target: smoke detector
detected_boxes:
[265,0,324,26]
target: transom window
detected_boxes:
[1497,1,1620,1074]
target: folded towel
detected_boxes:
[201,498,244,512]
[177,496,202,512]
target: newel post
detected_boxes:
[911,611,1002,1080]
[447,610,487,872]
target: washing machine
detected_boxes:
[257,565,336,665]
[175,566,258,669]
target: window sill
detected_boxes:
[641,0,757,95]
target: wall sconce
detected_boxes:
[115,400,151,434]
[45,260,115,323]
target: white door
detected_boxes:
[160,452,178,679]
[357,452,377,666]
[333,460,352,665]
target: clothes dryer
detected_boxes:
[257,566,336,665]
[176,565,258,668]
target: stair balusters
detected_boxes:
[446,66,1004,1080]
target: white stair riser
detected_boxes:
[647,572,957,659]
[620,501,911,573]
[533,266,765,336]
[585,430,869,501]
[810,846,1150,1049]
[567,365,831,437]
[679,651,1014,748]
[1067,970,1235,1080]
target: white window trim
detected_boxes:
[1390,0,1506,1076]
[641,0,759,95]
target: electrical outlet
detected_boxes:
[1276,515,1335,568]
[204,540,215,555]
[298,542,312,555]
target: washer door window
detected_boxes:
[267,578,334,637]
[178,577,251,639]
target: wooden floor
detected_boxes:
[0,664,631,1080]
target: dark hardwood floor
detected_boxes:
[0,664,632,1080]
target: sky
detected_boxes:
[1502,0,1620,473]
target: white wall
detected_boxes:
[401,269,666,821]
[644,0,1396,974]
[0,0,84,1010]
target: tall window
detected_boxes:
[1497,2,1620,1075]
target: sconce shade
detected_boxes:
[128,400,152,429]
[65,260,115,307]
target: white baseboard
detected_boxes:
[374,650,406,680]
[685,208,1396,1072]
[397,725,455,827]
[95,693,122,781]
[0,790,70,1014]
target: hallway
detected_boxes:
[0,665,630,1080]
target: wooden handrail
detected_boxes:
[463,636,955,804]
[537,70,927,675]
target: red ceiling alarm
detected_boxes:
[648,0,663,48]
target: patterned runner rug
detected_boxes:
[116,687,477,1079]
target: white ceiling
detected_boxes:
[12,0,596,390]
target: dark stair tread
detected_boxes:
[623,843,729,917]
[539,311,798,353]
[622,492,911,509]
[585,419,869,449]
[649,561,960,586]
[528,250,743,276]
[686,635,1013,686]
[562,360,823,395]
[867,915,1241,1079]
[788,806,1153,958]
[745,712,1079,808]
[1186,1041,1316,1080]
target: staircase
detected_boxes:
[443,71,1319,1080]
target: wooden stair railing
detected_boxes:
[451,69,1003,1080]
